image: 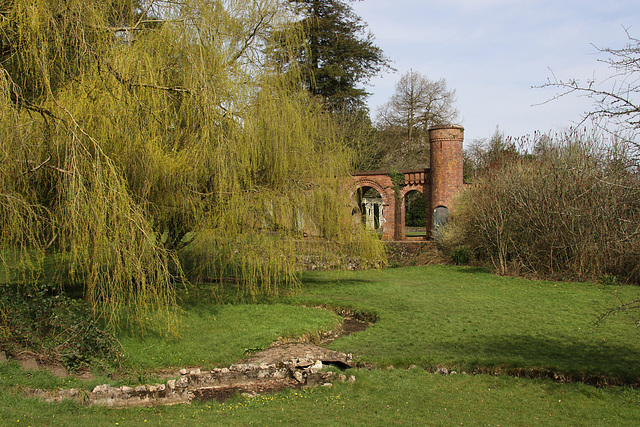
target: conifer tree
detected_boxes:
[284,0,390,112]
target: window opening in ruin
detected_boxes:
[404,190,426,238]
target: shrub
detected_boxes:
[450,246,472,265]
[449,130,640,282]
[0,283,122,371]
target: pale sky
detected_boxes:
[351,0,640,144]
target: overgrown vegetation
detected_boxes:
[0,284,122,371]
[0,0,385,335]
[445,34,640,285]
[442,130,640,282]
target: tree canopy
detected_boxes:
[283,0,391,112]
[375,70,459,169]
[0,0,385,332]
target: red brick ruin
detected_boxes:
[350,125,464,241]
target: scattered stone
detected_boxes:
[20,357,39,371]
[25,309,366,408]
[309,360,323,373]
[245,343,352,369]
[92,384,110,394]
[272,369,287,379]
[28,349,356,408]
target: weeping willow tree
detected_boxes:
[0,0,385,332]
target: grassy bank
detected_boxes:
[119,304,339,370]
[2,265,640,425]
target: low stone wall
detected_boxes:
[34,357,356,408]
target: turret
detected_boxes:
[428,125,464,236]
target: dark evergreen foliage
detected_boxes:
[286,0,391,112]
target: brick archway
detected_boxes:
[350,170,430,241]
[349,125,465,241]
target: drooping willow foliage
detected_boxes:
[0,0,385,332]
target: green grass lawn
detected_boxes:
[2,265,640,425]
[2,369,639,426]
[292,265,640,381]
[120,303,340,370]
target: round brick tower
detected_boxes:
[428,125,464,235]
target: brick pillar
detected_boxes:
[394,194,403,241]
[428,125,464,238]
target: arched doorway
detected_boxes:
[354,186,384,233]
[433,205,449,237]
[404,190,427,238]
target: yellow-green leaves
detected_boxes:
[0,0,384,334]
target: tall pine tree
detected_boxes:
[286,0,391,112]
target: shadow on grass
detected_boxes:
[301,277,376,285]
[446,265,492,275]
[441,333,640,381]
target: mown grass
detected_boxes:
[119,303,340,370]
[292,266,640,380]
[1,369,639,426]
[2,265,640,425]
